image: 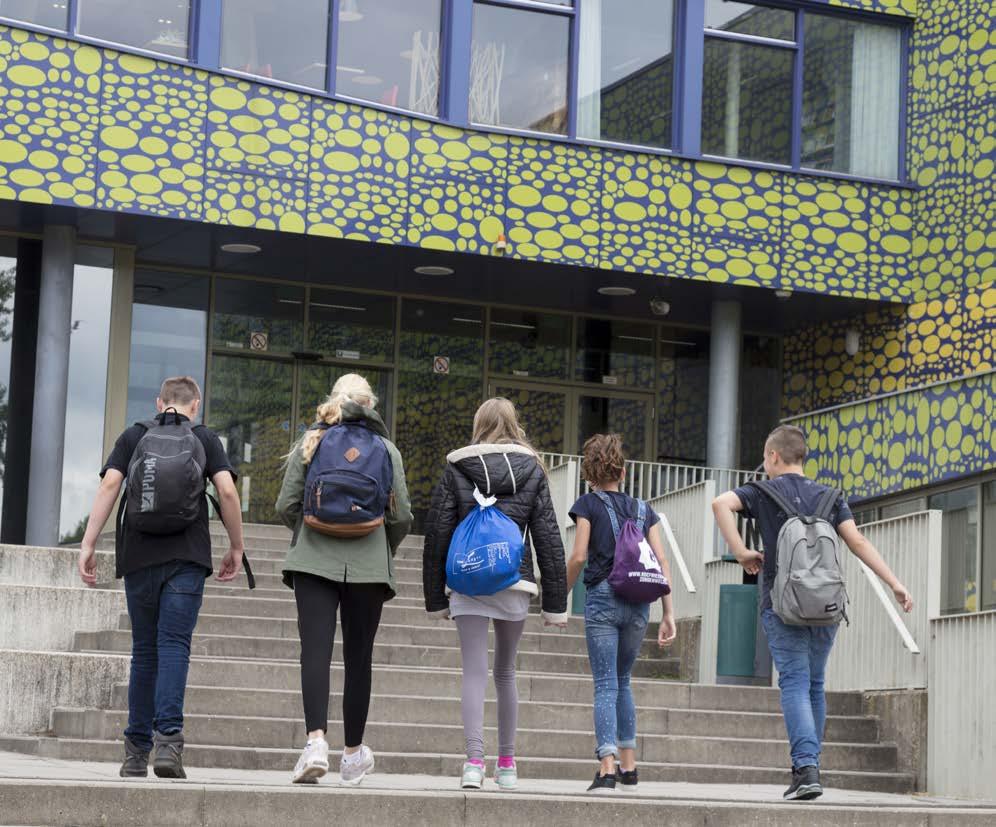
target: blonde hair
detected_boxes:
[159,376,201,406]
[299,374,378,464]
[471,397,540,458]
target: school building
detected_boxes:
[0,3,990,608]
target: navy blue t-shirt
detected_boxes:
[734,474,854,612]
[569,491,660,589]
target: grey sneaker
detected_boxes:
[461,761,485,790]
[292,738,329,784]
[494,763,518,791]
[339,745,374,786]
[119,737,149,778]
[152,730,186,779]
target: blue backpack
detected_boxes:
[303,423,393,538]
[446,488,524,596]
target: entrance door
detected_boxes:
[575,391,653,461]
[490,381,569,454]
[208,353,393,524]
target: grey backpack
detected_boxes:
[749,481,848,626]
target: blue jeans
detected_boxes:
[123,560,206,751]
[584,580,649,759]
[761,608,839,770]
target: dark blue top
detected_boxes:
[569,490,660,589]
[734,474,854,612]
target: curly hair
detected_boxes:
[581,433,626,486]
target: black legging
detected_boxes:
[293,573,386,745]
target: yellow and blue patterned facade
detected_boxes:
[0,0,992,503]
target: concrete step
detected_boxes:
[3,752,955,825]
[195,594,588,633]
[121,613,663,659]
[110,683,878,743]
[40,705,905,775]
[176,658,863,715]
[72,630,681,679]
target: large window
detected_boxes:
[212,279,305,354]
[0,0,68,29]
[77,0,190,58]
[336,0,441,116]
[470,2,570,134]
[802,13,901,179]
[984,483,996,612]
[929,488,980,615]
[489,309,571,381]
[578,0,675,149]
[702,0,903,178]
[575,318,655,387]
[221,0,329,89]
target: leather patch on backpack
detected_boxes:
[344,447,361,463]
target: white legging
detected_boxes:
[453,614,525,761]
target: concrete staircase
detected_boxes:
[4,523,991,824]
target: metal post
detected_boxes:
[706,299,742,471]
[26,225,77,547]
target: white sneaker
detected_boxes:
[339,745,375,786]
[291,738,329,784]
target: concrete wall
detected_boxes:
[0,650,129,734]
[0,545,115,588]
[863,689,928,792]
[0,585,124,651]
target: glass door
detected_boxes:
[574,391,653,461]
[489,381,569,455]
[207,353,295,524]
[296,362,394,435]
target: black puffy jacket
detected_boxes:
[422,443,568,622]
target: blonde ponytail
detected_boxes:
[299,373,378,464]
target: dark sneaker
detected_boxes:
[119,737,149,778]
[586,771,616,793]
[152,730,186,779]
[784,765,822,801]
[616,765,638,790]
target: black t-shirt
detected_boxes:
[734,474,854,612]
[569,490,661,589]
[101,412,236,578]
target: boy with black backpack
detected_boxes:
[77,376,245,780]
[712,424,913,802]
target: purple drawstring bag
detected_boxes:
[599,492,671,604]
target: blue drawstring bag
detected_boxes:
[446,488,524,596]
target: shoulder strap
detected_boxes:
[594,491,621,541]
[815,487,842,522]
[749,479,799,518]
[206,492,255,590]
[635,498,647,533]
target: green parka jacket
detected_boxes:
[276,402,412,598]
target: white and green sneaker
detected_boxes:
[461,761,485,789]
[494,763,518,791]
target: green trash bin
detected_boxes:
[717,583,758,680]
[571,577,586,615]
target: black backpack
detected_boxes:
[125,409,207,535]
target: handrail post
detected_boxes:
[926,508,943,621]
[660,514,697,594]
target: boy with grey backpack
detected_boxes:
[712,425,913,802]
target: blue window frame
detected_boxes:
[0,0,910,183]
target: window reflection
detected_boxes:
[0,0,68,29]
[929,488,980,615]
[308,289,395,364]
[577,0,675,149]
[489,309,570,380]
[575,318,655,387]
[221,0,329,89]
[77,0,190,58]
[336,0,441,115]
[470,3,569,134]
[704,0,795,40]
[212,279,304,354]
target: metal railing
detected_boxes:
[927,610,996,799]
[647,481,714,621]
[824,510,940,692]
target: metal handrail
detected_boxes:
[659,513,696,595]
[856,557,921,654]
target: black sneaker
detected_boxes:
[784,765,823,801]
[153,730,186,779]
[587,771,616,793]
[616,765,638,790]
[119,737,149,778]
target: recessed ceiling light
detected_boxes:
[414,265,454,276]
[774,289,792,299]
[220,243,261,254]
[597,286,636,297]
[352,74,382,86]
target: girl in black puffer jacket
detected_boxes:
[423,398,568,791]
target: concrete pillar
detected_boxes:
[706,299,742,470]
[26,225,76,547]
